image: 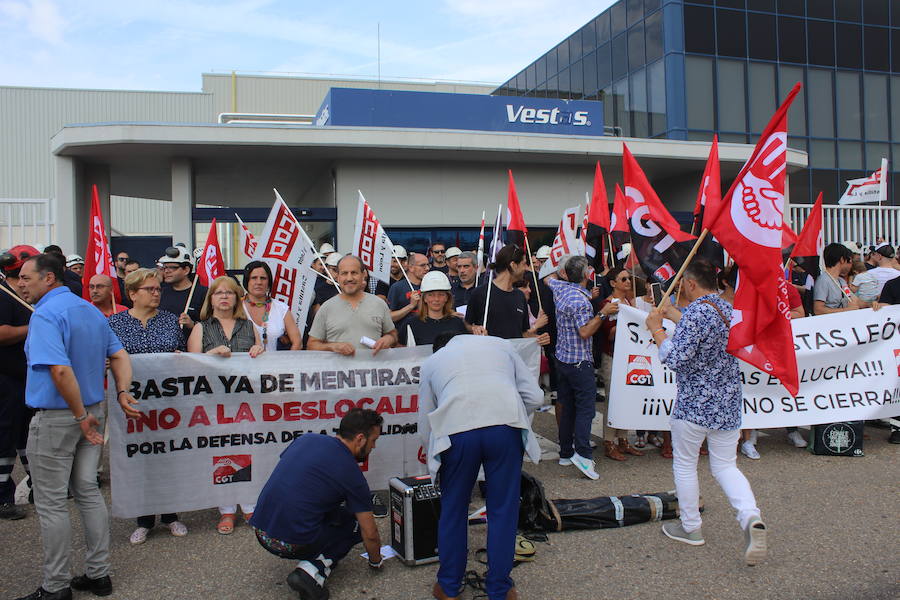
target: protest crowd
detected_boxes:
[1,91,899,600]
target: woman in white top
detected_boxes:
[242,261,302,351]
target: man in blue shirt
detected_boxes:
[14,253,136,600]
[251,408,385,600]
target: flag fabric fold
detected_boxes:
[787,192,824,279]
[538,205,580,279]
[352,191,396,284]
[623,144,696,245]
[235,212,258,259]
[196,218,226,287]
[476,211,486,280]
[692,136,725,269]
[609,184,630,268]
[506,170,528,248]
[584,161,612,271]
[82,184,121,304]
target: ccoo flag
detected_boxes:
[353,191,397,284]
[235,212,258,259]
[82,184,121,304]
[538,205,581,279]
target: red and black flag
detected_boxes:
[788,191,824,279]
[506,170,527,248]
[609,184,630,268]
[692,136,725,269]
[584,161,612,271]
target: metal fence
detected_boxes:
[0,199,53,250]
[789,204,899,248]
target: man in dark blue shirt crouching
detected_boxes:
[250,408,385,599]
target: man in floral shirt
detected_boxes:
[646,260,767,566]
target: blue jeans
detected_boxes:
[437,425,523,600]
[555,358,596,460]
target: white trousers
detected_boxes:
[671,419,760,533]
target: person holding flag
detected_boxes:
[158,245,205,332]
[242,261,302,352]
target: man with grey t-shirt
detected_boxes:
[813,243,861,315]
[307,255,398,355]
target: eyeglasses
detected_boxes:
[137,286,161,294]
[212,290,236,297]
[432,250,445,254]
[116,257,129,262]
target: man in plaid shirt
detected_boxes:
[546,256,615,480]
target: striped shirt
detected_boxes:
[201,317,256,352]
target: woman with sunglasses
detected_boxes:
[242,261,302,351]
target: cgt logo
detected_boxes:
[626,355,654,386]
[213,455,252,485]
[506,105,590,127]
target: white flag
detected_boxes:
[839,158,889,205]
[538,205,581,279]
[253,191,318,336]
[234,212,257,259]
[352,191,395,284]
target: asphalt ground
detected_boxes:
[1,411,897,600]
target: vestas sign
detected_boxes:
[314,88,603,136]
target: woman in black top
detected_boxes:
[399,271,467,346]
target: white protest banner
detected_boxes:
[109,341,540,519]
[838,158,888,205]
[608,305,900,430]
[253,192,318,335]
[353,191,395,284]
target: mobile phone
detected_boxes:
[650,282,663,305]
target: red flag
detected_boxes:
[584,162,612,270]
[692,137,726,268]
[611,184,629,234]
[708,82,802,395]
[82,185,120,303]
[787,192,824,278]
[623,144,696,244]
[506,170,527,248]
[196,218,226,287]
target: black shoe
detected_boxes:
[286,568,329,600]
[889,429,900,444]
[14,587,72,600]
[371,492,388,518]
[70,574,112,597]
[0,502,26,520]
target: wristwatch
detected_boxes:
[73,413,87,423]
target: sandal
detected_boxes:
[217,514,236,535]
[634,434,647,449]
[647,434,664,448]
[242,512,253,523]
[660,445,673,459]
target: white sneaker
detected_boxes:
[570,453,599,480]
[787,431,807,448]
[744,516,768,566]
[740,441,761,460]
[168,521,188,537]
[558,457,573,466]
[130,526,150,545]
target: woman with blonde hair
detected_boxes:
[398,271,467,345]
[187,276,264,534]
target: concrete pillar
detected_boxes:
[54,155,83,254]
[171,158,194,248]
[84,164,112,251]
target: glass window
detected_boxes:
[570,60,584,99]
[836,0,862,22]
[547,76,558,98]
[597,43,612,90]
[716,9,746,57]
[611,2,627,37]
[809,140,837,169]
[894,0,900,25]
[644,0,661,13]
[866,143,890,170]
[748,13,777,61]
[864,74,889,140]
[602,86,615,131]
[864,27,890,71]
[836,71,862,139]
[788,136,807,152]
[811,170,838,202]
[807,69,834,138]
[613,79,631,136]
[612,34,628,81]
[862,0,889,24]
[779,65,806,135]
[720,133,748,143]
[687,131,714,141]
[749,63,776,133]
[534,83,547,99]
[686,56,715,130]
[684,5,716,54]
[789,170,810,205]
[778,17,806,63]
[629,23,646,70]
[777,0,804,16]
[596,12,611,45]
[645,11,663,62]
[836,24,862,69]
[717,59,746,132]
[808,2,834,19]
[526,64,535,92]
[894,30,900,72]
[583,22,597,55]
[648,59,667,136]
[807,20,835,67]
[536,56,547,86]
[558,67,571,99]
[570,35,583,64]
[631,67,649,138]
[746,0,775,10]
[627,0,643,26]
[514,75,524,95]
[718,0,744,8]
[892,77,900,140]
[546,47,558,77]
[583,52,598,99]
[558,38,569,68]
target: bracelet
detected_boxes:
[653,328,666,336]
[117,390,129,396]
[367,557,383,568]
[73,413,87,423]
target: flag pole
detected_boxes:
[391,246,414,289]
[483,203,502,330]
[297,221,341,293]
[183,274,199,315]
[476,211,486,281]
[523,235,543,313]
[656,229,710,308]
[0,280,34,312]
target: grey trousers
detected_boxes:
[28,402,110,593]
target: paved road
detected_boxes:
[1,414,897,600]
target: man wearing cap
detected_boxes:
[0,245,38,521]
[388,252,429,321]
[64,256,84,279]
[445,247,462,285]
[865,243,900,296]
[429,242,449,274]
[87,275,127,318]
[158,246,206,330]
[389,246,408,286]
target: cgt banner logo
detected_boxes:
[213,455,252,485]
[626,355,654,386]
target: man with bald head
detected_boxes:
[388,252,429,321]
[88,275,127,318]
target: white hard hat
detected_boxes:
[65,254,84,267]
[193,247,204,260]
[445,247,462,259]
[420,271,452,293]
[325,252,343,267]
[393,245,408,259]
[319,243,336,255]
[535,245,551,259]
[158,246,193,265]
[842,241,862,255]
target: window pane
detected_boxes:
[811,170,838,203]
[717,60,746,131]
[583,52,598,99]
[597,12,611,45]
[684,5,716,54]
[547,76,558,98]
[789,170,810,205]
[570,60,584,99]
[893,77,900,140]
[718,0,745,8]
[611,2,627,37]
[558,67,571,99]
[526,64,535,91]
[719,133,748,143]
[866,143,889,171]
[631,67,649,138]
[779,65,806,136]
[628,23,646,70]
[809,140,836,169]
[807,20,835,67]
[558,38,569,68]
[597,43,612,90]
[570,35,583,64]
[864,74,889,140]
[777,0,804,16]
[645,11,663,62]
[602,85,615,131]
[717,9,746,57]
[546,47,558,77]
[627,0,643,26]
[807,69,834,138]
[688,131,714,141]
[778,17,806,63]
[748,13,777,61]
[836,0,862,21]
[582,22,597,55]
[749,63,776,133]
[612,34,628,80]
[648,59,666,135]
[864,27,890,71]
[894,0,900,25]
[862,0,889,24]
[536,56,547,86]
[686,57,715,130]
[808,1,834,19]
[836,71,862,139]
[839,142,864,170]
[788,136,807,152]
[644,0,661,13]
[746,0,775,10]
[613,79,631,136]
[836,24,863,69]
[894,30,900,72]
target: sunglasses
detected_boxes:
[432,250,446,254]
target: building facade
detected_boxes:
[497,0,900,206]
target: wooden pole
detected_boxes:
[0,281,34,312]
[183,275,199,315]
[522,235,543,313]
[656,229,710,308]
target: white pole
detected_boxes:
[482,203,502,330]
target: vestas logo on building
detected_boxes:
[505,105,591,127]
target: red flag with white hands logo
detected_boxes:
[235,212,258,259]
[506,170,528,248]
[196,218,226,287]
[82,184,121,303]
[708,82,802,395]
[787,191,824,279]
[353,191,396,284]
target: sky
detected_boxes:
[0,0,616,92]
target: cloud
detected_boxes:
[0,0,65,45]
